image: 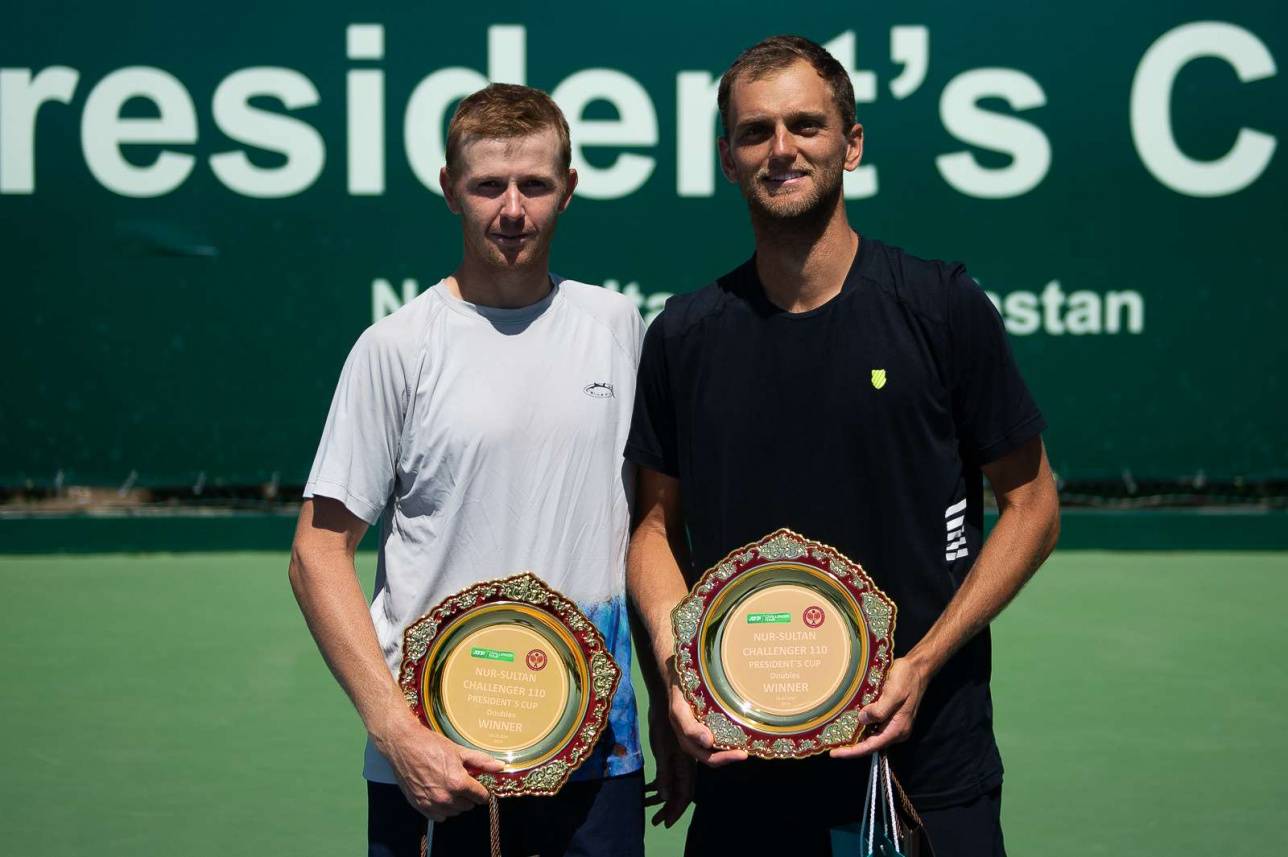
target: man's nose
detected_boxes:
[770,125,798,159]
[500,183,524,220]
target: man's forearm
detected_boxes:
[626,523,692,675]
[906,491,1059,679]
[288,544,416,746]
[629,604,667,703]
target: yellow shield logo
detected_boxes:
[871,369,887,390]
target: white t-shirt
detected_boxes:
[304,277,645,783]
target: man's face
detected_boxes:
[719,60,863,221]
[440,128,577,271]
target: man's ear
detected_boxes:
[559,168,579,212]
[439,167,461,214]
[718,137,738,183]
[844,123,864,172]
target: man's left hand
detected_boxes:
[643,706,695,828]
[829,657,929,758]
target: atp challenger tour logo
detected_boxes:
[0,21,1276,200]
[746,612,792,625]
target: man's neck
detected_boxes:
[446,255,552,309]
[751,199,858,314]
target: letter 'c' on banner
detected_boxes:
[1131,21,1278,197]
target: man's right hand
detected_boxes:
[666,658,748,768]
[377,718,506,822]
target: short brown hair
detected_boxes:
[717,35,856,138]
[445,83,572,174]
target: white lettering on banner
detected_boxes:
[373,278,420,320]
[936,68,1051,199]
[1130,22,1278,197]
[676,71,721,197]
[984,281,1144,336]
[553,69,658,199]
[210,69,325,198]
[370,275,1143,337]
[489,24,527,87]
[81,67,197,197]
[347,24,385,195]
[0,20,1276,198]
[889,27,929,100]
[0,67,79,193]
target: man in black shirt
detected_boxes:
[625,36,1060,856]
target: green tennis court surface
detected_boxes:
[2,551,1285,855]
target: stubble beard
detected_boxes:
[741,159,845,230]
[468,226,554,274]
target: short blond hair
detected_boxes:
[445,83,572,174]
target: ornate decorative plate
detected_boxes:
[398,572,620,796]
[671,529,897,759]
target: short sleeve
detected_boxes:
[624,315,679,476]
[947,267,1046,465]
[303,326,408,524]
[623,302,647,362]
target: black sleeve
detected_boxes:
[947,266,1047,465]
[625,313,680,476]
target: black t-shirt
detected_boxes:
[625,237,1045,812]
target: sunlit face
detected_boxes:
[440,128,577,271]
[719,60,862,221]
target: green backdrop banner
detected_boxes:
[3,2,1285,486]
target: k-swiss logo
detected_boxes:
[802,606,826,628]
[526,649,548,671]
[583,381,614,398]
[871,369,887,390]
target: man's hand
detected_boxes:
[829,657,929,758]
[666,658,748,767]
[829,437,1058,760]
[377,718,506,822]
[644,705,695,827]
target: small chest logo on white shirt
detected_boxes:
[583,382,615,399]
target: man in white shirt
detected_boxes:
[290,83,645,857]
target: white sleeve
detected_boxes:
[303,326,407,524]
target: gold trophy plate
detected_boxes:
[671,529,896,759]
[398,573,620,796]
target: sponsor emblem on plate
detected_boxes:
[803,606,826,628]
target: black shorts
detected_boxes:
[685,783,1005,857]
[367,771,644,857]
